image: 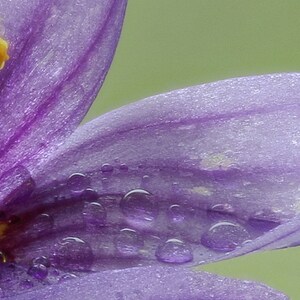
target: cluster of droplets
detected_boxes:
[0,168,287,297]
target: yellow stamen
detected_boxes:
[0,37,9,70]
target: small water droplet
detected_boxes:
[67,173,90,193]
[27,264,48,280]
[207,203,235,220]
[30,214,54,236]
[119,164,129,172]
[58,273,78,283]
[142,175,150,182]
[201,221,250,252]
[168,205,186,223]
[155,239,193,264]
[115,229,144,257]
[83,202,106,229]
[101,163,114,173]
[32,256,50,268]
[51,237,94,271]
[120,189,158,224]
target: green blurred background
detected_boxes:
[84,1,300,298]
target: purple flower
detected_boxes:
[0,0,295,299]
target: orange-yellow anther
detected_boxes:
[0,37,9,70]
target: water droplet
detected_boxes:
[168,205,186,223]
[101,163,114,173]
[115,229,144,257]
[155,239,193,264]
[27,264,48,280]
[142,175,150,182]
[120,189,158,224]
[32,256,50,268]
[201,221,250,252]
[30,214,54,236]
[83,202,106,229]
[248,209,281,231]
[207,203,235,220]
[51,237,94,271]
[67,173,90,193]
[58,273,78,283]
[119,164,129,172]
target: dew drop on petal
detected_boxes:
[82,202,107,229]
[115,228,144,257]
[32,256,50,268]
[119,164,129,172]
[51,237,94,271]
[27,264,48,280]
[120,189,158,224]
[168,204,186,223]
[101,163,114,173]
[248,209,281,231]
[201,221,250,252]
[155,238,193,264]
[67,173,90,193]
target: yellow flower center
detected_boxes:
[0,37,9,70]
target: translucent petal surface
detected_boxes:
[0,0,127,178]
[2,266,288,300]
[19,73,300,267]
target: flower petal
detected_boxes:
[17,73,300,266]
[0,0,127,177]
[2,266,288,300]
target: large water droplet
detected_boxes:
[82,202,107,229]
[115,229,144,257]
[27,264,48,280]
[120,189,158,225]
[167,204,186,223]
[155,238,193,264]
[67,173,90,193]
[201,221,250,252]
[51,237,94,271]
[248,209,282,231]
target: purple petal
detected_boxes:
[2,266,288,299]
[0,0,127,177]
[14,73,299,266]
